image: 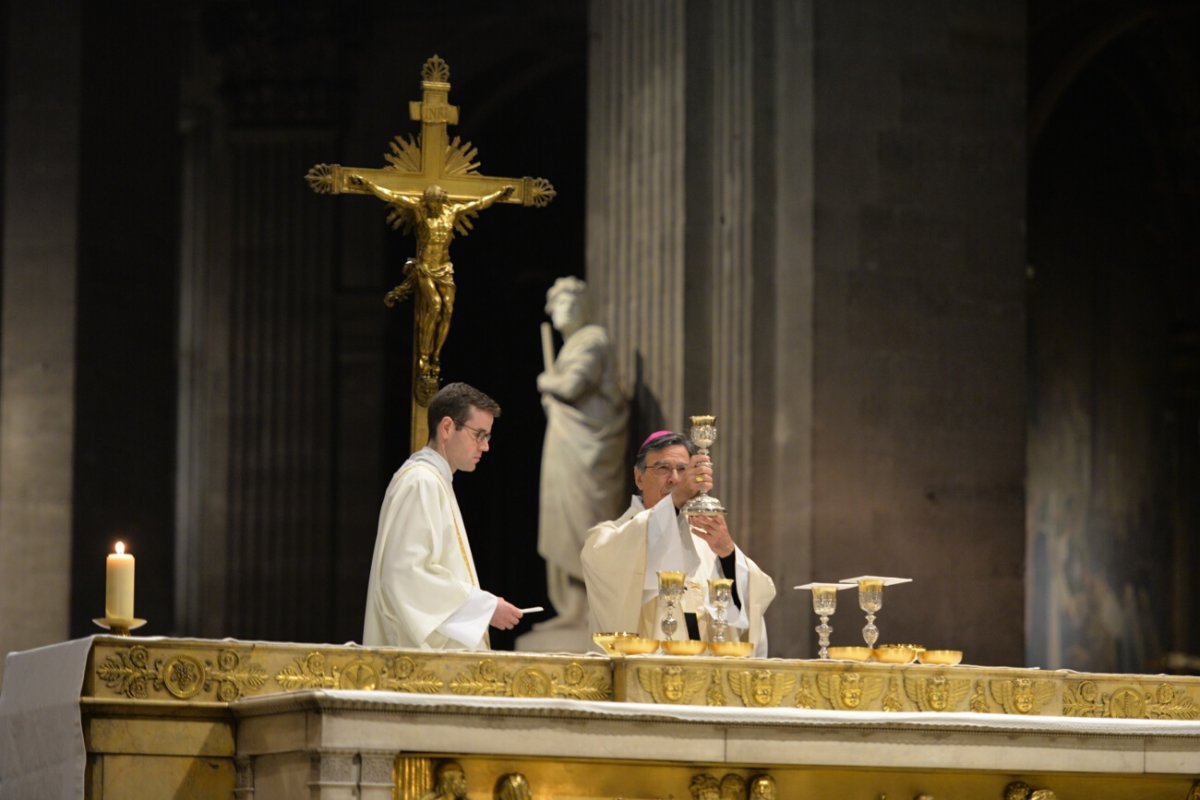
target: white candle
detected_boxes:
[106,541,135,621]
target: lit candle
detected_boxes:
[106,541,135,621]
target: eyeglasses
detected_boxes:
[644,462,688,478]
[458,423,493,444]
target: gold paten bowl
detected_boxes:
[827,646,873,662]
[662,639,708,656]
[892,643,926,655]
[612,636,661,655]
[873,644,918,664]
[592,631,638,656]
[709,640,754,658]
[918,649,963,666]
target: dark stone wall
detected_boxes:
[1028,3,1200,671]
[809,3,1028,666]
[70,2,182,637]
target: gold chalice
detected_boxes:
[839,575,913,648]
[708,578,734,643]
[795,582,854,659]
[681,415,725,518]
[657,571,686,641]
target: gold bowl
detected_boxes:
[612,636,661,655]
[873,645,918,664]
[827,646,873,662]
[891,643,926,655]
[592,632,639,656]
[709,640,754,658]
[662,639,708,656]
[917,649,963,666]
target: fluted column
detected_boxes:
[224,136,336,639]
[702,0,757,534]
[587,0,761,529]
[176,10,343,641]
[587,0,688,428]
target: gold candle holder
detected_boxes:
[92,617,147,637]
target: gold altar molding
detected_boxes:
[17,637,1200,798]
[87,638,611,704]
[86,637,1200,720]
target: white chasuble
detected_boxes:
[363,447,496,649]
[581,495,776,657]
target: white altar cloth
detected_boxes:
[0,637,93,800]
[301,688,1200,736]
[232,689,1200,779]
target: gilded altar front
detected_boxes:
[3,636,1200,799]
[82,637,1200,720]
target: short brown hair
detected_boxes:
[426,382,501,436]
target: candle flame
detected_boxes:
[115,541,125,555]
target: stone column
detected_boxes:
[684,0,759,543]
[586,0,764,521]
[224,132,336,639]
[587,0,813,655]
[587,0,688,429]
[0,0,83,680]
[806,2,1026,664]
[175,9,343,640]
[750,0,819,656]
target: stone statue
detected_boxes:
[420,761,469,800]
[349,176,514,402]
[747,774,777,800]
[494,772,531,800]
[536,277,628,628]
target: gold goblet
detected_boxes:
[657,570,686,640]
[795,582,854,659]
[858,579,883,647]
[708,578,734,643]
[839,575,912,648]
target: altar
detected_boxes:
[3,636,1200,798]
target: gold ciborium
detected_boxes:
[681,415,725,518]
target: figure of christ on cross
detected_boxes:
[348,176,514,403]
[306,55,554,449]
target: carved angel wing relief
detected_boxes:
[991,677,1055,715]
[903,674,972,712]
[817,670,885,711]
[638,665,707,705]
[727,669,795,708]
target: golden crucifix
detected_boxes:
[305,55,555,449]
